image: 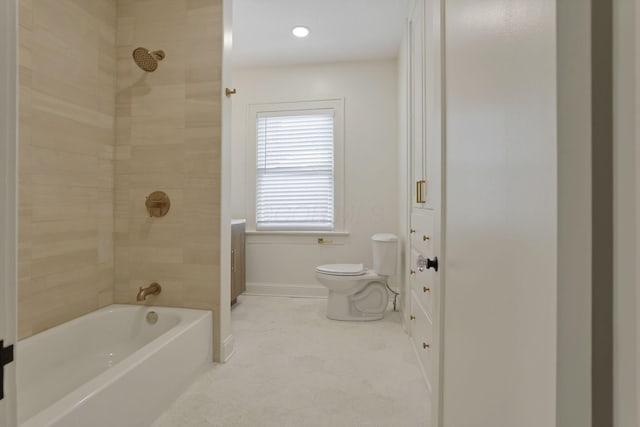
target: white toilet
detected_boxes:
[315,233,398,321]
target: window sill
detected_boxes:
[245,230,350,246]
[245,230,350,237]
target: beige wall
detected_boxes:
[18,0,117,339]
[231,61,399,295]
[114,0,223,356]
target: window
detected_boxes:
[248,100,344,232]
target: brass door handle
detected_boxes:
[423,342,430,349]
[416,180,426,204]
[423,235,430,241]
[410,270,416,275]
[225,88,237,97]
[421,180,427,203]
[410,315,416,320]
[410,228,416,234]
[423,287,430,293]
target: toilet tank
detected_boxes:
[371,233,398,276]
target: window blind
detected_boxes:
[256,110,335,231]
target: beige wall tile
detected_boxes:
[115,0,223,359]
[18,0,117,339]
[19,0,223,363]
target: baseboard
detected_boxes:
[245,282,328,298]
[401,308,410,333]
[222,334,234,362]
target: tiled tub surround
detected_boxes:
[18,0,118,339]
[114,0,224,355]
[18,305,212,427]
[18,0,224,358]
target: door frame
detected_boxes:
[218,0,234,363]
[0,0,18,425]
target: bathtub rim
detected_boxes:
[18,304,213,427]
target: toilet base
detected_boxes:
[325,282,388,321]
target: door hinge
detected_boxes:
[0,340,14,400]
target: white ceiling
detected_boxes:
[232,0,409,67]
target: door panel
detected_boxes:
[410,291,434,389]
[424,0,442,210]
[411,210,434,255]
[0,0,18,425]
[410,0,426,209]
[410,254,435,319]
[443,0,557,425]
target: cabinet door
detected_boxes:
[237,226,246,295]
[424,0,442,210]
[408,2,443,424]
[410,291,434,389]
[411,248,435,317]
[410,0,426,209]
[230,226,238,304]
[231,222,246,304]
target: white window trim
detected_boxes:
[246,99,345,233]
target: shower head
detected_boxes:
[132,47,165,72]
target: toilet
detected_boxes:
[315,233,398,321]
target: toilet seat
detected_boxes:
[315,264,366,276]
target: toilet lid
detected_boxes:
[316,264,366,276]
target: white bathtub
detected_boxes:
[17,305,212,427]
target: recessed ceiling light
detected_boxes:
[292,26,310,38]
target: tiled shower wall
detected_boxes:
[18,0,117,338]
[18,0,223,351]
[114,0,223,352]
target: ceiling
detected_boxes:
[233,0,409,67]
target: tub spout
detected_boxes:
[137,282,161,301]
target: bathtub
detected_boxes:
[17,305,212,427]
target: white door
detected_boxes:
[0,0,18,425]
[442,0,558,425]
